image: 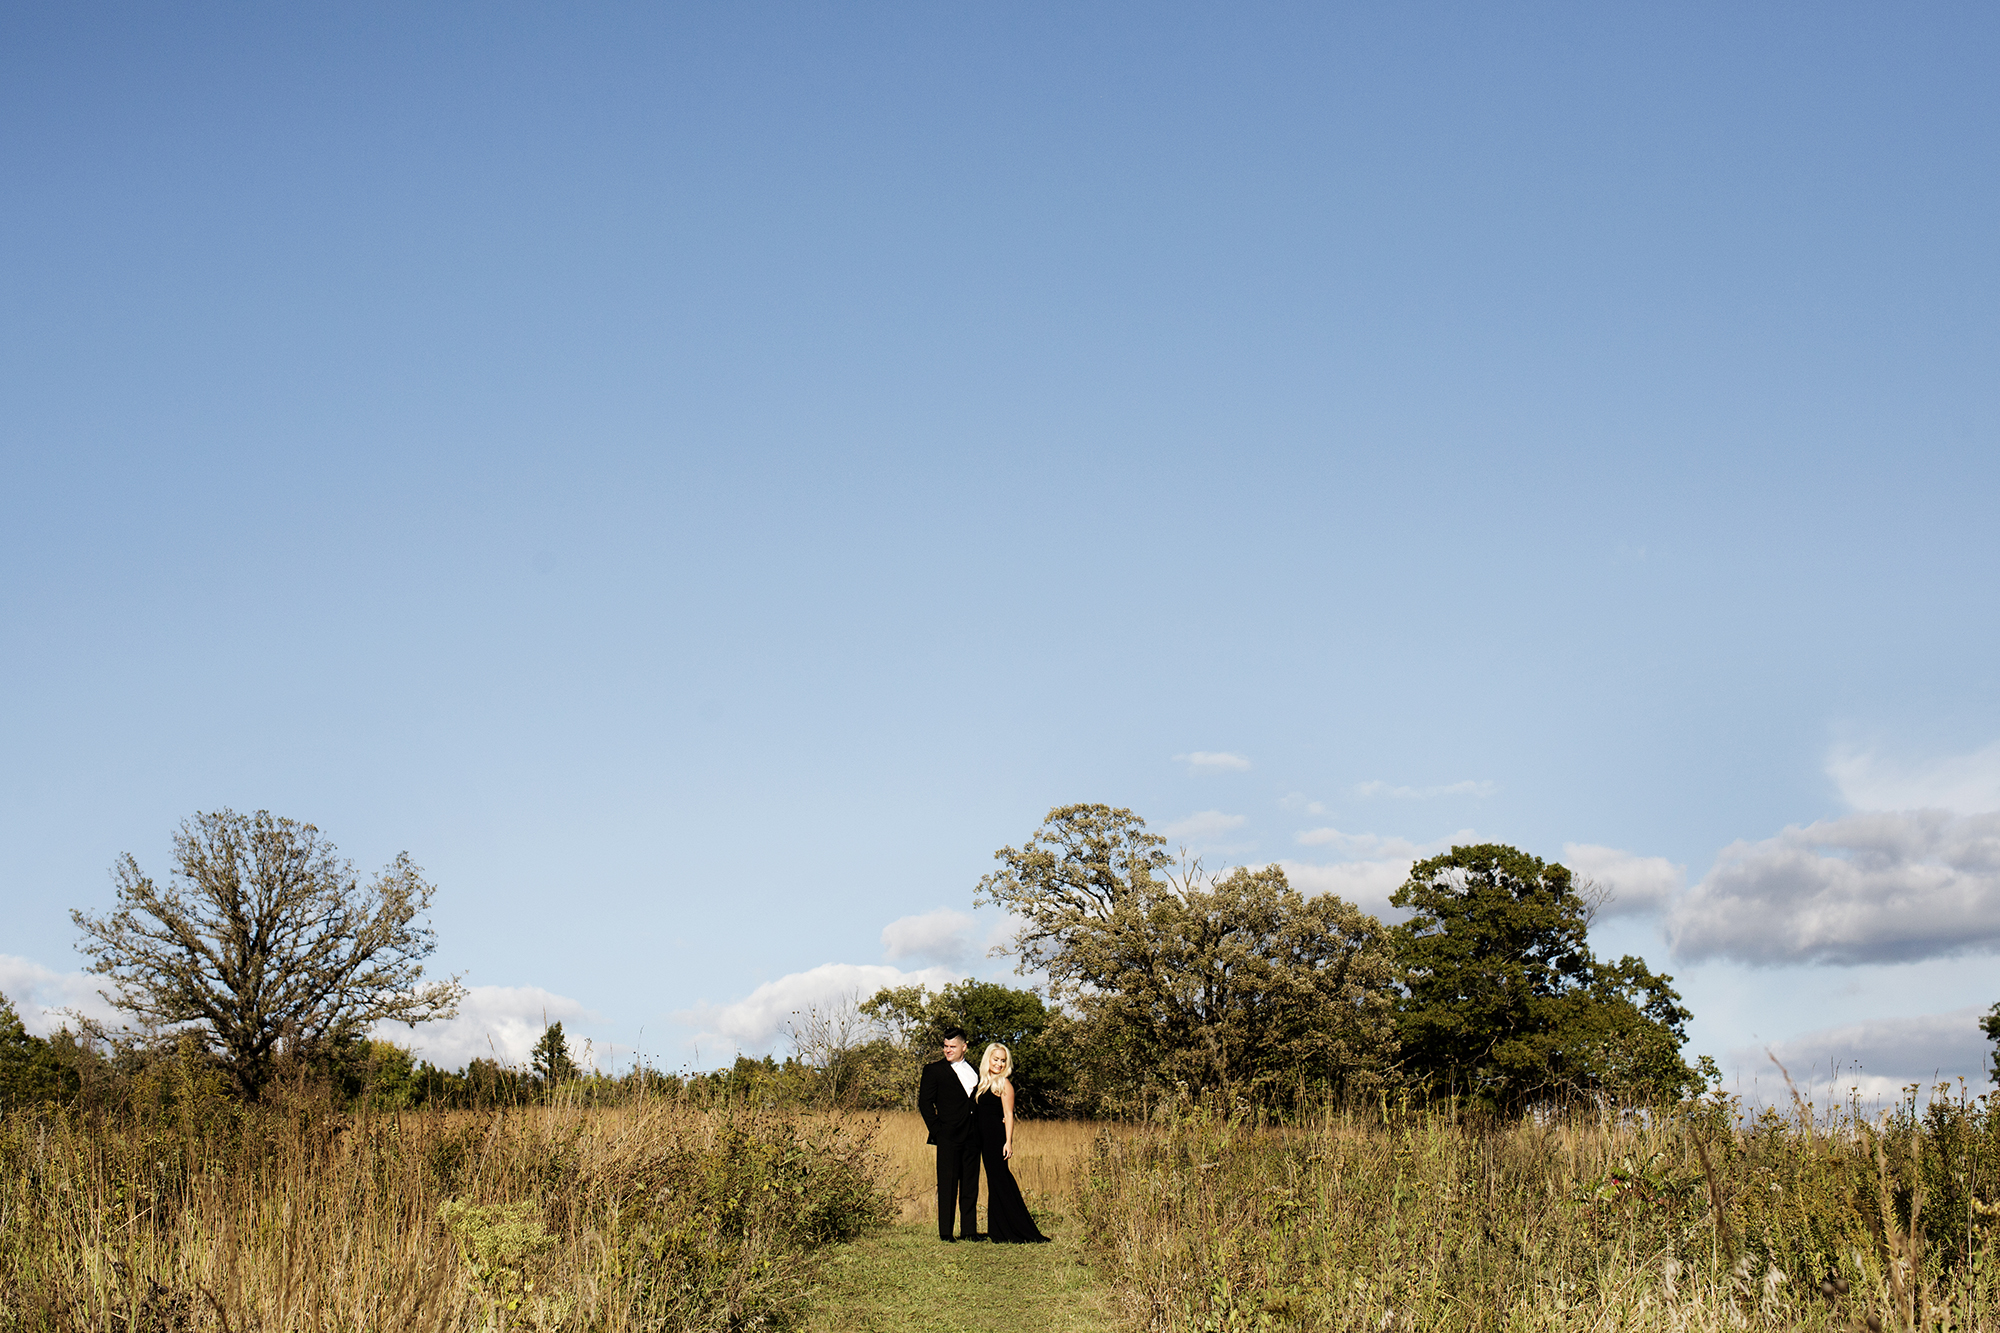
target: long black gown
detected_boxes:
[976,1089,1050,1243]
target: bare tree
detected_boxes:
[1574,875,1614,930]
[786,991,871,1108]
[72,809,465,1100]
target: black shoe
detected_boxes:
[939,1236,957,1243]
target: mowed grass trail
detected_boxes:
[802,1225,1119,1333]
[804,1111,1122,1333]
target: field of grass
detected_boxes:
[10,1081,2000,1333]
[1073,1092,2000,1332]
[0,1088,886,1332]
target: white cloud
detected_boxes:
[984,911,1027,957]
[881,908,979,965]
[1160,809,1249,842]
[1669,811,2000,965]
[383,984,603,1071]
[683,962,960,1057]
[0,955,118,1037]
[1354,779,1495,800]
[1560,842,1685,919]
[1278,828,1475,917]
[1279,859,1413,918]
[0,957,601,1073]
[1294,828,1431,858]
[1829,741,2000,814]
[1279,792,1327,816]
[1175,751,1252,772]
[1736,1006,1994,1103]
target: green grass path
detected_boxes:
[802,1223,1122,1333]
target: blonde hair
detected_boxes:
[975,1043,1012,1098]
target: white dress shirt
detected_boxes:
[950,1059,976,1096]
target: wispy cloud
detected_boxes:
[983,912,1026,957]
[0,954,606,1074]
[1293,828,1432,858]
[1279,792,1327,816]
[1828,741,2000,814]
[1279,860,1416,917]
[384,985,605,1071]
[1159,810,1250,843]
[682,962,960,1057]
[1174,751,1251,773]
[1735,1006,1994,1102]
[1353,779,1495,800]
[881,908,980,966]
[1669,810,2000,966]
[0,955,119,1037]
[1280,828,1475,916]
[1560,843,1685,919]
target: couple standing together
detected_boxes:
[915,1026,1050,1244]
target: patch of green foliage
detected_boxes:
[1393,844,1697,1111]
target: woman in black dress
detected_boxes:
[974,1043,1050,1243]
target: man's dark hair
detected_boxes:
[940,1025,967,1042]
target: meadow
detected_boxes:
[5,1079,1998,1332]
[1074,1088,2000,1332]
[0,1079,884,1332]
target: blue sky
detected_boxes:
[4,3,1997,1101]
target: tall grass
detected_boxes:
[0,1080,887,1332]
[1076,1088,2000,1331]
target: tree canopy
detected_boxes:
[1392,843,1694,1110]
[0,992,74,1111]
[531,1021,579,1087]
[72,809,465,1100]
[860,977,1072,1113]
[977,804,1398,1101]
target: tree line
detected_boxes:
[24,801,1991,1119]
[803,803,1706,1117]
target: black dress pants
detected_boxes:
[935,1127,981,1239]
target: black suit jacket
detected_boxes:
[917,1059,976,1145]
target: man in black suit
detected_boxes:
[916,1025,982,1242]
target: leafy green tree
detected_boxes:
[976,805,1175,994]
[1392,843,1694,1111]
[321,1033,423,1110]
[861,977,1074,1114]
[71,809,465,1101]
[862,977,1051,1054]
[531,1021,579,1087]
[977,805,1399,1104]
[0,991,74,1110]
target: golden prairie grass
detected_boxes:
[0,1094,886,1332]
[1075,1094,2000,1332]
